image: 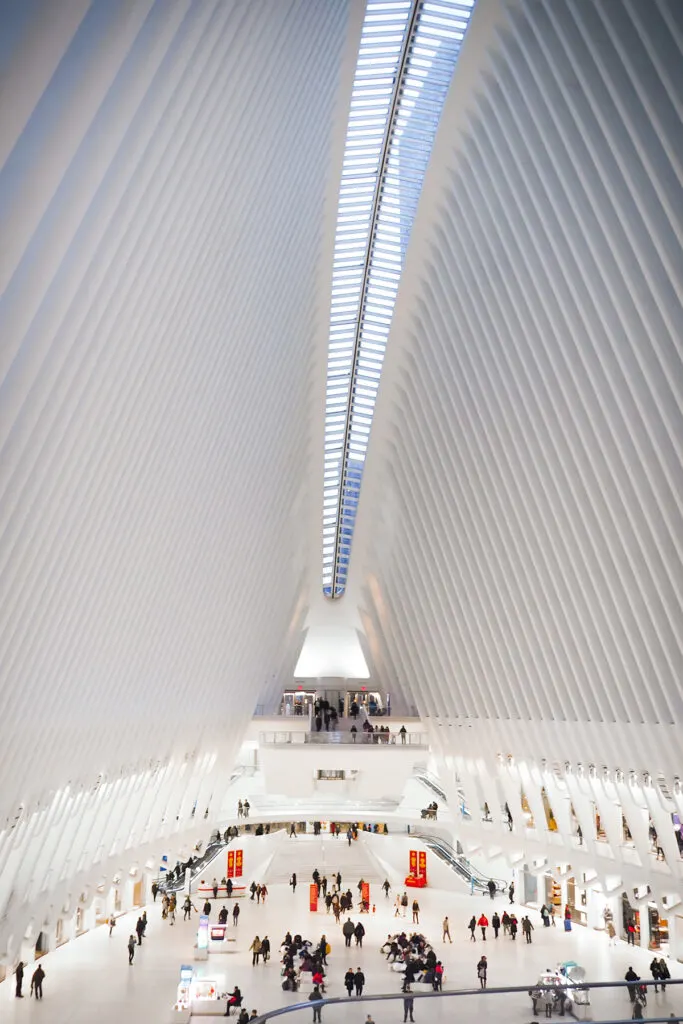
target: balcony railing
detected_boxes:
[259,731,428,747]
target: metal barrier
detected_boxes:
[259,731,429,747]
[244,979,683,1024]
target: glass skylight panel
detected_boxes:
[323,0,475,597]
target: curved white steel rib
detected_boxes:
[0,0,356,957]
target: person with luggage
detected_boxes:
[625,967,640,1003]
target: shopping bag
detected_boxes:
[564,919,572,932]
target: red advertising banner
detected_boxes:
[309,883,318,912]
[235,849,243,878]
[418,850,427,881]
[409,849,418,875]
[361,881,370,908]
[227,850,235,878]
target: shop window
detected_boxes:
[317,770,345,781]
[541,787,557,831]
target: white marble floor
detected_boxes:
[2,837,682,1023]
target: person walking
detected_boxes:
[290,824,297,839]
[261,936,271,963]
[650,958,661,993]
[343,918,355,947]
[606,920,617,945]
[501,910,510,936]
[14,961,24,998]
[128,935,136,964]
[401,892,409,917]
[478,913,488,940]
[412,899,420,924]
[442,916,452,943]
[477,956,487,990]
[344,968,355,997]
[627,919,636,945]
[136,916,145,944]
[30,965,45,999]
[109,914,116,937]
[403,986,415,1022]
[492,911,500,938]
[469,915,477,941]
[233,903,241,926]
[487,878,496,900]
[354,967,365,997]
[151,882,159,902]
[250,936,262,965]
[658,958,670,992]
[183,896,195,921]
[625,967,640,1003]
[354,921,365,947]
[291,873,297,892]
[394,895,402,918]
[203,900,212,917]
[509,881,515,904]
[309,985,323,1022]
[382,879,391,898]
[510,915,518,940]
[522,916,534,943]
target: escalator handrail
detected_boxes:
[412,830,507,891]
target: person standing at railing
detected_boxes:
[399,725,407,745]
[243,799,250,818]
[309,985,323,1022]
[238,800,243,818]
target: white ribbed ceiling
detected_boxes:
[353,0,683,767]
[0,0,359,954]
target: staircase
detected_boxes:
[265,834,382,886]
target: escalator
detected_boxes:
[412,830,507,894]
[413,768,471,819]
[155,833,233,892]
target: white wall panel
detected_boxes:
[0,0,358,957]
[353,0,683,893]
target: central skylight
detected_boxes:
[323,0,475,598]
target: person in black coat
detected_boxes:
[354,968,365,996]
[14,961,24,998]
[354,921,365,947]
[344,969,355,997]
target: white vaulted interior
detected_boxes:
[1,0,683,980]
